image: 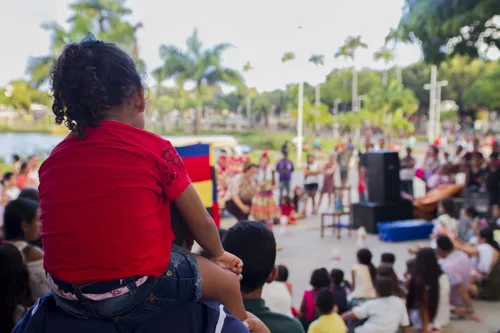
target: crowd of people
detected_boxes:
[3,33,500,333]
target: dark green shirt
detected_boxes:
[243,298,304,333]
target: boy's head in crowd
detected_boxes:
[380,252,396,266]
[438,197,455,217]
[462,206,478,219]
[375,276,394,298]
[315,289,335,315]
[310,268,330,290]
[330,269,344,287]
[276,265,289,282]
[222,221,277,294]
[435,235,454,258]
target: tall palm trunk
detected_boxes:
[352,63,358,112]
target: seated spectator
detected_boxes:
[0,243,33,332]
[376,264,404,298]
[3,198,49,301]
[307,289,347,333]
[453,227,500,301]
[379,252,398,280]
[222,221,304,333]
[299,268,331,330]
[486,153,500,210]
[435,235,475,319]
[342,276,410,333]
[465,156,487,191]
[330,269,350,315]
[349,248,376,302]
[430,197,458,248]
[16,163,30,190]
[276,265,292,295]
[457,207,478,242]
[262,269,293,316]
[280,196,299,225]
[406,248,450,332]
[2,172,20,202]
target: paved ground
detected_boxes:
[220,215,500,333]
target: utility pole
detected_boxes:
[435,80,448,139]
[424,65,437,143]
[297,82,304,168]
[333,99,341,139]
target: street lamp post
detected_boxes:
[424,65,438,143]
[435,80,448,139]
[333,98,341,139]
[296,81,304,168]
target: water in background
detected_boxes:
[0,133,65,163]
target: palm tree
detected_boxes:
[373,46,393,88]
[385,27,404,83]
[26,16,91,88]
[336,36,368,112]
[69,0,132,34]
[242,61,254,127]
[308,54,324,132]
[154,29,243,135]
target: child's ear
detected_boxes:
[266,266,278,284]
[333,305,339,313]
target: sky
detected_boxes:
[0,0,423,91]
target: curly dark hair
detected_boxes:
[50,40,142,138]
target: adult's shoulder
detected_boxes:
[202,301,250,333]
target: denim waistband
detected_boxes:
[50,275,143,295]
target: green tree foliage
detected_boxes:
[398,0,500,63]
[0,80,51,112]
[464,65,500,110]
[153,29,243,134]
[26,0,144,88]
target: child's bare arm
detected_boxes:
[174,185,224,257]
[195,255,247,321]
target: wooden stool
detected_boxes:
[320,186,352,238]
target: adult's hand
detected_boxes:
[244,312,270,333]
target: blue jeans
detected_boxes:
[279,180,291,199]
[52,245,201,323]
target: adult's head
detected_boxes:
[455,145,463,155]
[435,235,454,258]
[438,197,455,217]
[3,198,40,242]
[478,227,500,252]
[407,247,442,321]
[406,147,412,156]
[50,34,145,138]
[27,155,38,170]
[259,154,270,168]
[12,154,20,163]
[282,151,288,160]
[378,138,385,149]
[243,163,258,178]
[0,243,32,333]
[19,162,29,176]
[2,172,15,187]
[309,268,330,290]
[428,145,439,158]
[19,188,40,202]
[306,153,315,164]
[222,221,276,294]
[489,152,499,169]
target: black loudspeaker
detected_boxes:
[367,151,401,203]
[352,201,413,234]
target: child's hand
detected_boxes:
[215,251,243,279]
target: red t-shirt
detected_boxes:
[39,121,191,284]
[280,204,295,216]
